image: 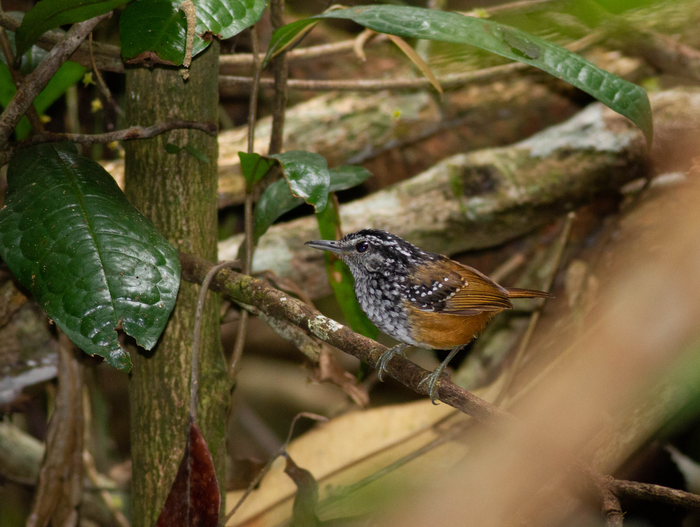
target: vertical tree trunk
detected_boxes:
[124,43,229,527]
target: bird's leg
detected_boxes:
[376,343,409,381]
[417,345,464,405]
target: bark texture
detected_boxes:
[219,89,700,299]
[124,43,229,527]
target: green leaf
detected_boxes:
[120,0,266,64]
[14,0,130,59]
[252,163,372,243]
[0,61,87,140]
[328,165,372,192]
[0,22,87,140]
[316,200,378,340]
[120,1,188,64]
[269,151,330,213]
[0,144,181,371]
[238,152,276,186]
[253,179,303,242]
[263,18,319,67]
[191,0,267,57]
[271,5,652,145]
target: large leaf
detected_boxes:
[0,143,181,371]
[253,179,303,243]
[253,164,372,243]
[191,0,266,56]
[267,5,653,145]
[269,151,330,213]
[327,165,372,192]
[120,0,188,65]
[120,0,265,64]
[238,152,276,187]
[14,0,130,59]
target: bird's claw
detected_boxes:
[417,368,449,405]
[376,344,408,381]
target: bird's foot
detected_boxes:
[417,366,450,405]
[376,344,409,381]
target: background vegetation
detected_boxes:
[1,0,700,526]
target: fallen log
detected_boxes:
[219,89,700,299]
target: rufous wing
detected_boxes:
[409,257,512,315]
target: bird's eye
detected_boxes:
[355,241,368,253]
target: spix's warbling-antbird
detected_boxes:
[305,229,549,403]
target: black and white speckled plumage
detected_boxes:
[305,228,549,400]
[331,229,449,346]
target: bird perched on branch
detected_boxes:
[305,229,549,403]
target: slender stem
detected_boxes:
[1,121,216,167]
[268,0,289,156]
[89,33,124,117]
[224,412,327,523]
[230,25,262,378]
[0,13,109,149]
[218,31,600,94]
[0,28,44,134]
[190,262,239,421]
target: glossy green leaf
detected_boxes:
[253,179,303,243]
[120,0,266,64]
[328,166,372,192]
[263,18,319,67]
[269,151,330,213]
[253,164,371,243]
[120,1,187,64]
[190,0,267,57]
[238,152,276,186]
[270,5,653,145]
[316,199,378,340]
[14,0,129,59]
[0,143,181,371]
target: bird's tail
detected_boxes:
[506,287,550,299]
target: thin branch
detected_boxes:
[219,33,388,69]
[230,26,262,379]
[268,0,289,156]
[0,13,110,149]
[190,261,240,421]
[219,60,540,93]
[0,28,44,133]
[0,10,123,73]
[1,121,216,166]
[600,479,625,527]
[225,412,327,524]
[180,251,511,422]
[611,479,700,510]
[180,253,700,519]
[89,33,124,117]
[219,31,601,94]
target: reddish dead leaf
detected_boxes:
[285,455,320,527]
[155,420,220,527]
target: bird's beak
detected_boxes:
[304,239,345,255]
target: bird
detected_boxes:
[305,229,549,403]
